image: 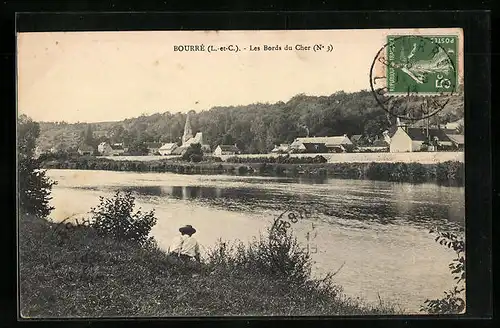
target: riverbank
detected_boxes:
[19,214,398,317]
[40,156,464,185]
[100,151,464,164]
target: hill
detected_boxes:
[35,90,464,154]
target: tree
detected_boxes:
[18,115,57,217]
[83,124,95,147]
[127,141,149,156]
[182,143,203,162]
[222,133,234,145]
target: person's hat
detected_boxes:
[179,224,196,235]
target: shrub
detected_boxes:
[225,155,327,165]
[205,217,312,284]
[89,191,157,247]
[182,143,203,162]
[421,229,465,314]
[237,166,248,175]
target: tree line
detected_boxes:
[37,90,464,154]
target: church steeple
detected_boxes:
[182,112,193,145]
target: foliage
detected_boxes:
[205,217,312,283]
[226,155,327,164]
[89,191,157,247]
[80,124,96,148]
[126,141,149,156]
[18,115,57,217]
[182,143,203,162]
[36,91,464,154]
[420,229,465,314]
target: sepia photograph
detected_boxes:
[17,28,465,317]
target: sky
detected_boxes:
[17,28,463,123]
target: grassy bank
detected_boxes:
[40,155,464,185]
[19,214,398,317]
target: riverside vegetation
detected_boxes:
[20,195,400,317]
[39,150,464,186]
[19,114,465,316]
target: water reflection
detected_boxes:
[234,175,330,185]
[116,180,464,232]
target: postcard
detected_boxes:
[17,28,465,317]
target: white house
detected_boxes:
[213,145,239,156]
[158,143,178,155]
[290,135,353,153]
[98,142,126,156]
[390,127,426,152]
[389,126,455,152]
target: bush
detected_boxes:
[89,191,157,247]
[237,166,249,175]
[205,217,312,283]
[225,155,327,165]
[182,143,203,162]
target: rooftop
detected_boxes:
[404,127,453,142]
[159,143,178,150]
[293,135,351,146]
[217,145,239,152]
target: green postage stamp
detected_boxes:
[386,35,458,94]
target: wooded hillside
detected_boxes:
[36,90,464,154]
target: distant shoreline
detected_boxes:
[99,151,464,164]
[40,155,464,186]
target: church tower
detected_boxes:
[182,112,193,145]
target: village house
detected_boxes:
[213,144,240,156]
[158,143,178,156]
[389,126,458,152]
[290,135,353,153]
[299,143,329,153]
[97,142,127,156]
[271,144,291,154]
[145,142,162,155]
[77,144,94,156]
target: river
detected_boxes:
[45,169,465,313]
